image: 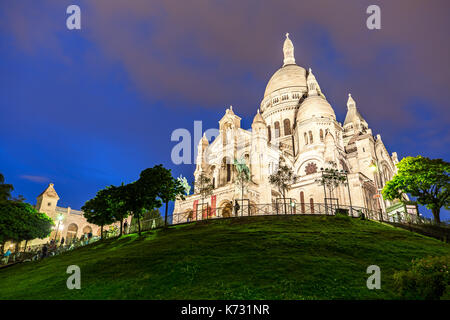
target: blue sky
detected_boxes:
[1,1,449,220]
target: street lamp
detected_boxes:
[53,214,64,241]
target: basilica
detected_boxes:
[173,34,402,222]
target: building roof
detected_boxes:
[263,34,307,98]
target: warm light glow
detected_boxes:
[57,214,64,221]
[369,163,377,172]
[59,224,64,231]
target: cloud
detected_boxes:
[20,175,50,183]
[2,0,449,153]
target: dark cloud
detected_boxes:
[1,0,449,215]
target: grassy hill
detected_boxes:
[0,215,449,299]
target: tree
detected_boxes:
[234,157,251,206]
[82,189,115,239]
[106,184,129,236]
[382,156,449,224]
[316,161,348,213]
[20,204,54,250]
[0,173,14,202]
[0,201,53,252]
[123,181,160,236]
[139,165,185,228]
[194,173,214,220]
[269,160,298,214]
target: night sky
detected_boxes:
[1,1,449,220]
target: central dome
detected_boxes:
[263,33,307,99]
[263,64,307,98]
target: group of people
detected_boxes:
[1,232,99,266]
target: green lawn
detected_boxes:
[0,215,449,299]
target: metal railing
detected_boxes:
[169,202,386,225]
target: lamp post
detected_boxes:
[53,214,64,241]
[369,163,383,221]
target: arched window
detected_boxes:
[300,191,305,213]
[227,163,231,182]
[320,129,324,142]
[310,198,315,213]
[66,223,78,243]
[274,122,280,138]
[283,119,291,136]
[267,125,271,142]
[309,131,313,143]
[304,132,308,145]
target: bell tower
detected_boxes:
[36,183,60,216]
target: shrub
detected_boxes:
[335,208,349,216]
[393,255,450,300]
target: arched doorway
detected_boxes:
[66,223,78,243]
[185,209,193,223]
[82,225,92,236]
[219,200,233,218]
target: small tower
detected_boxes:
[251,109,268,183]
[36,183,60,215]
[194,133,210,188]
[306,68,324,98]
[343,93,370,141]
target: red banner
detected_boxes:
[211,195,216,217]
[193,200,198,221]
[202,205,207,219]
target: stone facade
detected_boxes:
[10,183,131,251]
[174,33,406,222]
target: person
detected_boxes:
[42,244,48,259]
[2,249,11,264]
[234,200,240,217]
[60,237,65,246]
[123,221,128,234]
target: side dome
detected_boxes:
[263,64,307,98]
[297,96,336,123]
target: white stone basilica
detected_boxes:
[174,33,401,221]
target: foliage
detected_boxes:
[0,201,54,245]
[316,161,348,198]
[234,157,251,199]
[122,181,157,236]
[0,173,14,202]
[138,164,184,227]
[105,184,129,235]
[195,173,214,201]
[268,161,298,198]
[177,175,191,196]
[382,156,449,224]
[393,255,450,300]
[82,189,116,239]
[335,208,349,216]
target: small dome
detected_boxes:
[264,64,307,98]
[252,110,265,124]
[297,96,336,123]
